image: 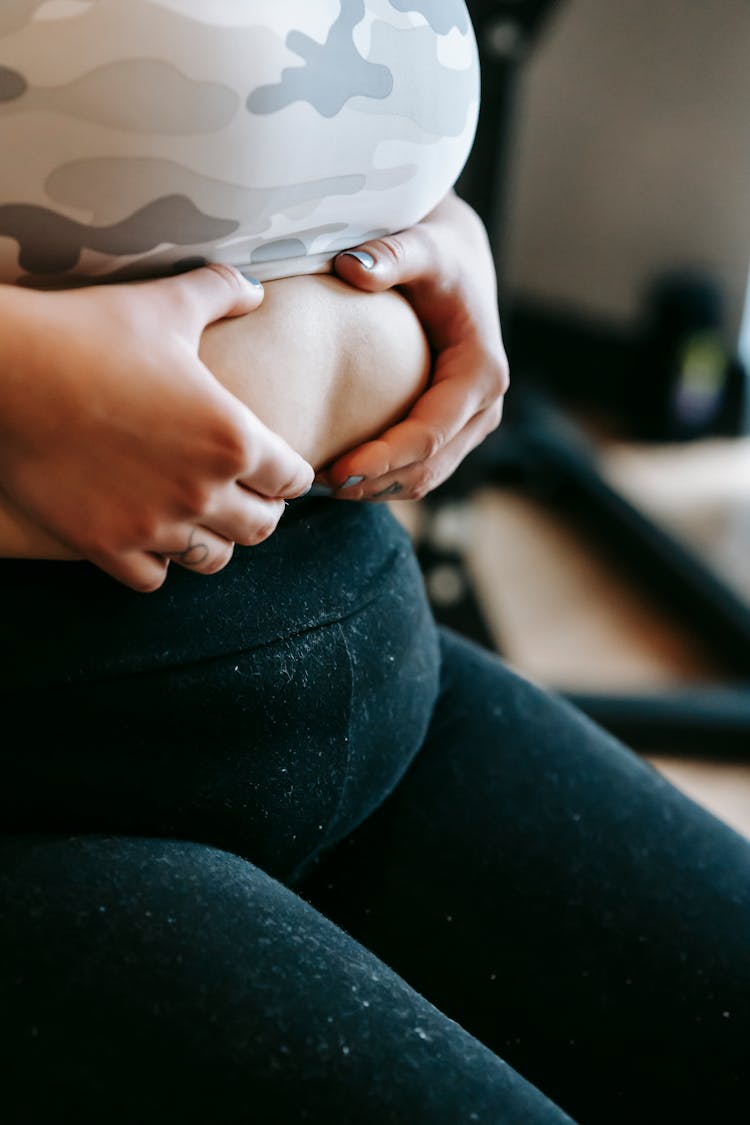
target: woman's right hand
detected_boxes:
[0,265,314,592]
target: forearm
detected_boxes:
[0,275,430,560]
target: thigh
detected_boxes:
[0,833,575,1125]
[300,627,750,1125]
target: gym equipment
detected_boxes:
[419,0,750,756]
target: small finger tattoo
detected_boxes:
[372,482,404,499]
[172,529,210,567]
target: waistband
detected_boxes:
[1,500,419,692]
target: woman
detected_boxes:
[1,4,748,1123]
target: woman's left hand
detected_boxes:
[319,190,509,501]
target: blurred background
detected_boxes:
[399,0,750,837]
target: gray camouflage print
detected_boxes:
[0,0,479,286]
[0,65,26,101]
[248,0,394,119]
[389,0,469,34]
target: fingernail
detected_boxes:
[339,475,366,490]
[240,271,264,289]
[341,251,375,271]
[306,483,335,498]
[372,482,404,498]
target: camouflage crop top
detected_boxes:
[0,0,479,287]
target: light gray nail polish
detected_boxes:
[240,271,263,288]
[340,475,366,490]
[342,251,375,270]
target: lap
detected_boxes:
[301,627,750,1124]
[3,578,749,1121]
[0,832,572,1125]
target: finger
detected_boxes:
[87,549,171,595]
[148,263,265,340]
[82,489,287,592]
[150,523,236,575]
[325,365,485,487]
[337,402,503,503]
[176,350,314,501]
[203,483,287,547]
[234,411,315,500]
[406,400,503,498]
[333,225,436,294]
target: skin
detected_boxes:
[199,274,432,471]
[0,265,312,591]
[0,274,431,562]
[0,191,509,590]
[325,192,509,501]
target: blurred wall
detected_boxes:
[504,0,750,339]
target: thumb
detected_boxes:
[150,263,265,337]
[333,227,435,294]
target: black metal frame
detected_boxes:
[418,0,750,756]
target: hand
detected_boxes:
[322,190,509,501]
[0,266,314,591]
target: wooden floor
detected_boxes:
[393,435,750,840]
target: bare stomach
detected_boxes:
[0,274,431,559]
[200,273,431,468]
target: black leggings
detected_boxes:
[1,501,748,1123]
